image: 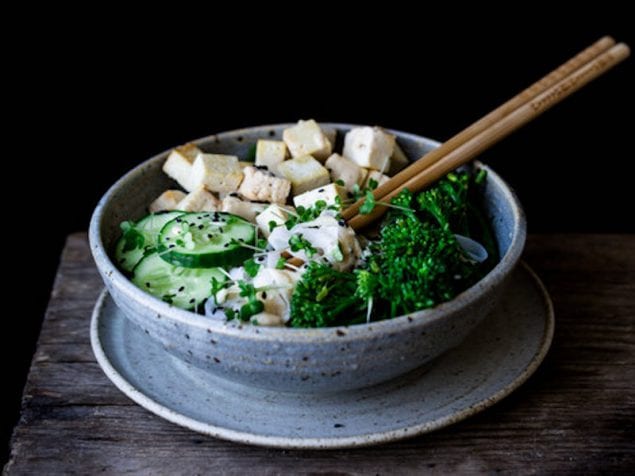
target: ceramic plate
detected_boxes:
[91,262,554,449]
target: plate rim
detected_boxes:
[90,261,554,449]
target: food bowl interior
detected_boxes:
[96,123,516,264]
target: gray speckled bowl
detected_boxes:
[89,123,526,394]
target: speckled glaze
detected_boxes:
[89,124,526,393]
[90,263,553,449]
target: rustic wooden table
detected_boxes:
[4,233,634,474]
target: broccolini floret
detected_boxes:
[289,168,497,327]
[289,262,366,328]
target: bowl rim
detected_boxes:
[89,123,526,342]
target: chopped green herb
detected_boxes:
[289,234,317,257]
[237,281,264,320]
[359,190,376,215]
[120,221,145,252]
[243,258,261,278]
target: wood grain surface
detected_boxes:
[4,233,634,474]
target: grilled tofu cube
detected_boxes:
[387,142,409,175]
[277,154,330,196]
[255,140,287,174]
[191,153,244,193]
[149,190,187,213]
[238,166,291,204]
[364,170,390,189]
[282,119,332,161]
[322,127,337,148]
[255,204,292,237]
[162,143,203,191]
[176,186,221,212]
[221,196,267,222]
[343,126,396,170]
[325,153,368,192]
[293,183,346,210]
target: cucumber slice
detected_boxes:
[115,211,185,272]
[158,212,256,268]
[132,252,226,311]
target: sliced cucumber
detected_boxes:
[115,211,185,272]
[132,252,226,310]
[158,212,256,268]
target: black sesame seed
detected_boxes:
[224,243,229,248]
[207,234,213,239]
[176,218,182,222]
[189,298,195,304]
[318,188,324,192]
[165,237,171,241]
[145,282,151,287]
[256,256,264,262]
[338,219,346,226]
[255,165,268,170]
[262,291,268,299]
[178,286,185,292]
[198,224,204,230]
[169,244,175,248]
[229,192,239,197]
[219,227,224,233]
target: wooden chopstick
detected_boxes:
[343,35,615,223]
[342,36,626,229]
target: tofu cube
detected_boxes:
[277,154,330,196]
[282,119,332,161]
[255,140,287,174]
[221,196,267,222]
[343,126,396,170]
[293,183,346,210]
[238,166,291,204]
[176,186,221,212]
[191,153,244,193]
[364,170,390,189]
[177,143,203,161]
[322,127,337,148]
[149,190,187,213]
[387,142,410,175]
[255,204,292,237]
[162,143,203,192]
[325,153,368,192]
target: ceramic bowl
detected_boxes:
[89,123,526,394]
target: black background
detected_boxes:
[4,11,633,463]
